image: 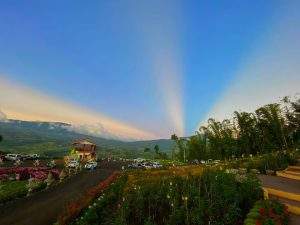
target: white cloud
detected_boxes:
[0,76,157,140]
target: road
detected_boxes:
[0,167,115,225]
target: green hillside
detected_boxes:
[0,120,174,158]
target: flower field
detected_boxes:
[0,167,60,181]
[65,166,264,225]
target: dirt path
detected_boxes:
[0,168,115,225]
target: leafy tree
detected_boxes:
[172,96,299,162]
[144,147,151,153]
[154,145,160,155]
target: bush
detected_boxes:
[228,151,297,174]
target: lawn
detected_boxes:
[0,180,27,203]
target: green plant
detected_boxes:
[116,170,262,225]
[244,200,289,225]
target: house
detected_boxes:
[72,140,97,161]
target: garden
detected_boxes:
[56,159,291,225]
[0,166,62,204]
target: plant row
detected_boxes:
[244,200,289,225]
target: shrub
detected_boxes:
[227,151,297,174]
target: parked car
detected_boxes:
[151,162,162,169]
[128,161,162,170]
[67,160,79,168]
[5,154,21,161]
[213,160,221,164]
[47,160,56,168]
[29,154,40,160]
[20,154,30,160]
[84,161,97,170]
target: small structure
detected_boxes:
[72,140,97,161]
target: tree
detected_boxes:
[172,96,299,162]
[234,111,261,156]
[144,147,151,153]
[0,135,2,142]
[154,145,160,155]
[255,104,288,151]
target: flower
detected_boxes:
[259,208,265,216]
[255,220,262,225]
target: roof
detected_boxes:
[72,140,96,146]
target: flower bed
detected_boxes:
[70,175,128,225]
[116,170,262,225]
[57,171,121,225]
[67,168,263,225]
[0,167,60,181]
[244,200,289,225]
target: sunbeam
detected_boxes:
[199,1,300,127]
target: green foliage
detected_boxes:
[173,97,300,162]
[228,151,297,174]
[117,170,262,225]
[0,181,27,203]
[0,180,46,204]
[0,120,174,158]
[72,175,128,225]
[244,200,289,225]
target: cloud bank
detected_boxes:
[0,76,157,140]
[200,1,300,125]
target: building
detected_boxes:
[72,140,97,161]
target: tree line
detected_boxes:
[172,96,300,162]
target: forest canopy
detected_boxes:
[172,96,300,162]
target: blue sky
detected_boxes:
[0,1,299,139]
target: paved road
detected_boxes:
[0,168,115,225]
[258,175,300,194]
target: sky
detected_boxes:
[0,1,299,140]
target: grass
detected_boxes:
[0,180,27,203]
[0,180,47,204]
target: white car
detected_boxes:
[29,154,40,159]
[84,161,98,170]
[67,160,79,168]
[152,162,162,169]
[5,154,21,161]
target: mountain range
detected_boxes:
[0,118,174,157]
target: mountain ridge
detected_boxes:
[0,119,174,157]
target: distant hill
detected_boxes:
[0,120,174,157]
